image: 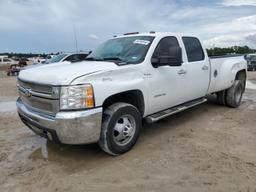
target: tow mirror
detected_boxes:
[151,46,182,68]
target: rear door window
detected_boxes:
[182,37,205,62]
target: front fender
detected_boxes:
[71,66,147,109]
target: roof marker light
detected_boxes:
[123,32,139,35]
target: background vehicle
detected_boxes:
[7,59,27,76]
[7,64,21,76]
[42,52,89,64]
[16,32,247,155]
[0,56,18,66]
[245,54,256,71]
[24,52,89,70]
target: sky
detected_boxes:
[0,0,256,53]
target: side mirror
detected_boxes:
[151,46,182,68]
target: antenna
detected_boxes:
[73,24,78,53]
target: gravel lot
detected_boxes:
[0,72,256,192]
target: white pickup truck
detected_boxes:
[17,32,247,155]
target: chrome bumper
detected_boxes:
[16,98,102,144]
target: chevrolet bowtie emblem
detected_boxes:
[24,89,32,97]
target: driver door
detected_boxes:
[146,36,187,114]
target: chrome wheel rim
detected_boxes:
[113,114,136,146]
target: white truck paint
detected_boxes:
[17,32,247,155]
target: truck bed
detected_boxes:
[207,55,246,94]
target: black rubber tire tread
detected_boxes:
[226,80,244,108]
[98,102,142,156]
[216,90,226,106]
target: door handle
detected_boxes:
[177,69,187,75]
[202,65,209,70]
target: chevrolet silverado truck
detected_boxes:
[17,32,247,155]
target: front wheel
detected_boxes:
[98,102,142,156]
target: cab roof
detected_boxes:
[113,32,195,39]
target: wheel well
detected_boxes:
[235,69,246,80]
[102,90,145,116]
[235,69,246,92]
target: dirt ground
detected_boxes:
[0,72,256,192]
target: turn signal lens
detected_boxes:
[85,86,94,108]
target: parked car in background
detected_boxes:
[245,54,256,71]
[7,64,21,76]
[7,59,27,76]
[45,52,89,64]
[0,56,18,66]
[43,55,55,63]
[24,52,89,70]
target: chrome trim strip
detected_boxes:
[17,84,58,99]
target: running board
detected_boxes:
[145,98,207,123]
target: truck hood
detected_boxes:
[18,61,118,85]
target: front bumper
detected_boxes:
[16,98,102,144]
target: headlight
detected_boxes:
[60,84,94,110]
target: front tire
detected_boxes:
[98,102,142,156]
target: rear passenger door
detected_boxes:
[182,37,210,100]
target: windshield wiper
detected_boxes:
[103,57,122,61]
[85,57,101,61]
[85,57,127,65]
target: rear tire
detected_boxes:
[98,102,142,156]
[226,80,244,108]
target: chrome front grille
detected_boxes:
[18,80,52,94]
[17,79,59,115]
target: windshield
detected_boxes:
[87,36,154,64]
[45,54,68,64]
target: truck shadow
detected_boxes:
[28,95,240,173]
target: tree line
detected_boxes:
[207,46,256,57]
